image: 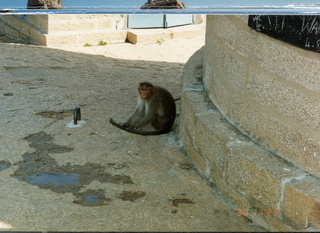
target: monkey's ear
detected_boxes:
[152,86,156,92]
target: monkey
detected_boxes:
[109,82,176,136]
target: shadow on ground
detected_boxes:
[0,40,265,232]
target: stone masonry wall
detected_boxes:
[0,14,127,45]
[0,14,204,46]
[179,15,320,231]
[203,15,320,177]
[0,15,49,44]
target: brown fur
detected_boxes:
[110,82,176,136]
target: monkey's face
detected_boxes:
[139,86,154,100]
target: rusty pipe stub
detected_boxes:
[74,106,81,125]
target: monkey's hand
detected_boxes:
[110,118,131,130]
[118,122,130,128]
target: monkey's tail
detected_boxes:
[109,118,171,136]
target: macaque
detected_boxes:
[110,82,176,135]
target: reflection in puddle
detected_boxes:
[27,173,80,185]
[84,194,101,204]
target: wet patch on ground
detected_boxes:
[107,162,128,170]
[0,160,11,171]
[178,162,194,170]
[74,189,112,206]
[171,198,195,206]
[12,131,135,206]
[36,110,74,120]
[117,191,146,202]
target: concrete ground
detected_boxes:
[0,35,266,231]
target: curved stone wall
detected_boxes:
[179,15,320,231]
[203,15,320,178]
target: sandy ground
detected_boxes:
[51,36,206,63]
[0,35,266,231]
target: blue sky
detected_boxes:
[1,0,320,9]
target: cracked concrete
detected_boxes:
[0,35,265,231]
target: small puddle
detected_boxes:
[0,161,11,171]
[84,194,100,203]
[27,173,80,185]
[74,189,111,206]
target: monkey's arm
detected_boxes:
[119,108,139,127]
[120,102,145,128]
[132,104,158,129]
[121,98,146,128]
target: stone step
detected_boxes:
[127,24,205,44]
[44,30,127,46]
[43,24,205,46]
[47,16,123,33]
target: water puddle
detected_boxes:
[0,161,11,171]
[27,173,80,185]
[74,189,111,206]
[85,194,100,203]
[12,131,135,206]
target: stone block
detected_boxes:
[203,38,222,75]
[193,15,206,24]
[26,15,49,32]
[233,15,249,24]
[226,144,281,209]
[194,111,231,191]
[179,91,198,140]
[2,15,12,25]
[208,75,233,117]
[265,217,294,232]
[10,19,30,37]
[78,31,127,44]
[48,14,75,21]
[220,49,246,92]
[48,21,97,33]
[208,15,237,49]
[98,20,117,30]
[29,28,46,45]
[74,14,119,20]
[236,28,320,93]
[203,35,245,114]
[127,29,171,44]
[0,17,4,35]
[45,31,127,46]
[231,98,320,177]
[169,24,205,39]
[4,27,20,39]
[248,67,320,131]
[283,176,320,230]
[180,125,207,172]
[44,33,79,46]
